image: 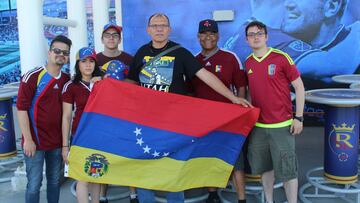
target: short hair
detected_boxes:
[50,35,72,50]
[245,21,268,36]
[147,13,170,26]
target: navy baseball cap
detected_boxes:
[102,23,122,34]
[76,47,97,61]
[198,19,218,33]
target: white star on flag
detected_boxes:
[163,152,170,157]
[152,151,160,157]
[143,145,151,153]
[136,138,144,146]
[134,127,142,136]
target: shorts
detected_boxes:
[234,150,245,171]
[234,139,249,171]
[247,126,298,182]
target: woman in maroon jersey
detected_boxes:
[61,47,103,203]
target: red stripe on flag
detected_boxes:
[85,79,259,137]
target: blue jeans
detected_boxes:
[137,188,184,203]
[24,148,62,203]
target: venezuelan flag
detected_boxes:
[68,79,259,192]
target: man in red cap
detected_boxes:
[96,23,133,70]
[96,23,137,203]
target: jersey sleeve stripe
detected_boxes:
[62,81,73,94]
[272,48,295,65]
[22,67,44,83]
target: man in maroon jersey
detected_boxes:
[16,35,72,203]
[191,19,248,203]
[244,21,305,203]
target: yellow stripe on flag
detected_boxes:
[68,146,233,192]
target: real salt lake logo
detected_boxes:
[329,123,355,162]
[0,113,8,132]
[84,154,109,177]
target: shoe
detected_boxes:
[130,197,139,203]
[206,194,221,203]
[99,197,108,203]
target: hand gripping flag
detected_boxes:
[68,78,260,192]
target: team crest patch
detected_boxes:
[268,64,276,76]
[215,65,222,72]
[84,154,109,178]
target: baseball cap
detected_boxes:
[198,19,218,33]
[102,23,122,34]
[76,47,97,61]
[101,60,129,81]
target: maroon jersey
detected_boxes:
[62,81,91,135]
[16,66,70,150]
[96,51,133,67]
[192,49,247,103]
[245,48,300,124]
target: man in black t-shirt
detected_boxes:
[126,13,252,203]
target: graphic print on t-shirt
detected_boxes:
[139,55,175,92]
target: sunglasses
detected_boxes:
[51,48,70,56]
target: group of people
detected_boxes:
[0,64,20,86]
[0,21,18,43]
[16,12,305,203]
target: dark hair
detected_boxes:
[73,60,103,83]
[148,13,170,26]
[50,35,72,50]
[245,21,268,36]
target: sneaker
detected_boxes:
[130,197,139,203]
[206,195,221,203]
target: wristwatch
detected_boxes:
[294,115,304,122]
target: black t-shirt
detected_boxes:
[128,41,202,95]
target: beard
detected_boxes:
[55,56,66,66]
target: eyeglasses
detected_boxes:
[247,32,266,38]
[51,48,70,56]
[148,24,169,29]
[103,33,120,39]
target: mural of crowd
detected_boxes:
[0,23,18,43]
[0,64,20,85]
